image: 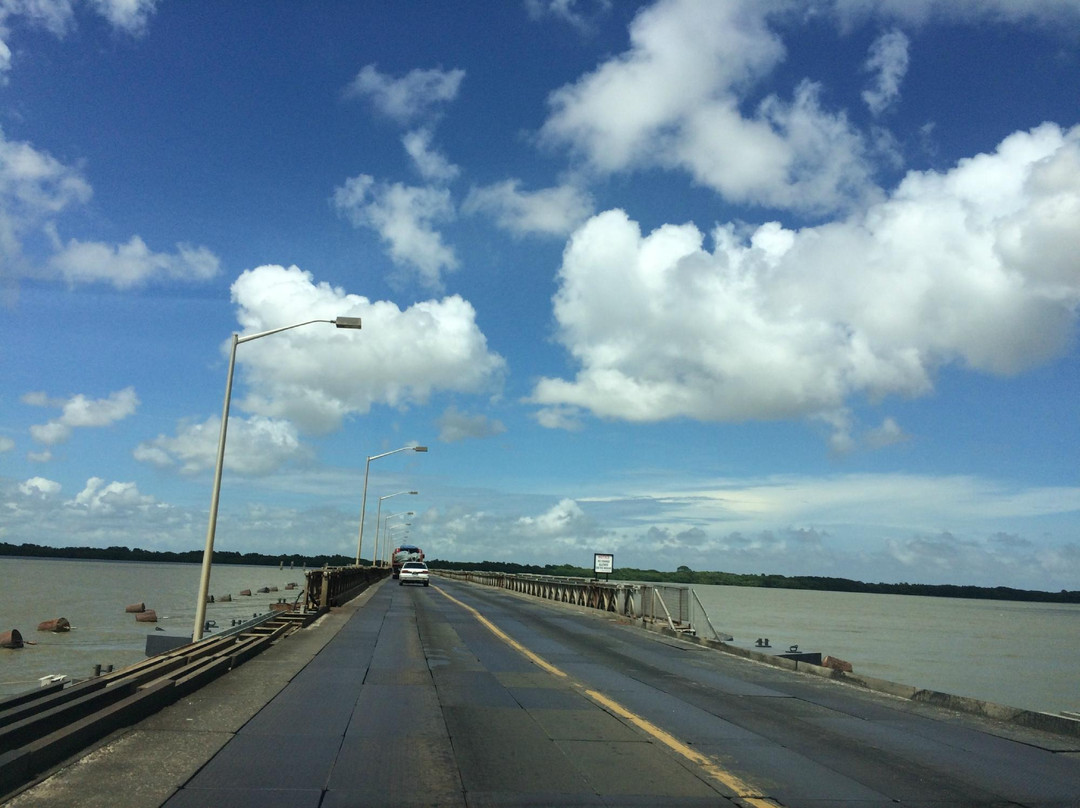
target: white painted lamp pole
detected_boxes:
[385,521,410,565]
[355,446,427,566]
[193,316,362,642]
[381,511,413,564]
[373,492,416,568]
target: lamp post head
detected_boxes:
[412,446,428,452]
[408,491,418,495]
[334,316,363,329]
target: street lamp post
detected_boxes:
[355,445,428,565]
[385,521,411,565]
[380,518,412,566]
[193,316,362,642]
[381,511,412,563]
[373,491,416,568]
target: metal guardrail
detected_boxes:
[0,610,316,798]
[432,570,731,642]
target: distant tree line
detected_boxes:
[0,542,354,569]
[3,542,1077,603]
[424,559,1080,603]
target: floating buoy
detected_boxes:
[284,583,297,590]
[257,587,270,593]
[37,618,71,632]
[206,594,215,604]
[125,602,146,613]
[268,586,278,592]
[239,589,251,596]
[218,594,232,602]
[1,629,24,648]
[135,610,158,623]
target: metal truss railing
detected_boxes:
[432,570,730,641]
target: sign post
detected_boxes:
[593,552,614,581]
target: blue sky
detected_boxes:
[2,0,1078,589]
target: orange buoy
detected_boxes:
[1,629,24,648]
[134,610,158,623]
[239,589,251,596]
[125,602,145,613]
[37,618,71,632]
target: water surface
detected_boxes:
[0,557,306,695]
[693,583,1079,716]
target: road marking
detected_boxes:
[433,584,781,807]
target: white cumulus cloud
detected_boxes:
[532,124,1080,427]
[1,127,217,290]
[134,415,309,476]
[25,387,139,446]
[0,127,92,268]
[87,0,158,34]
[402,128,460,183]
[213,264,505,434]
[862,29,909,116]
[0,0,157,79]
[18,476,61,498]
[540,0,875,214]
[48,235,219,288]
[333,174,458,289]
[526,0,613,32]
[345,64,465,124]
[825,0,1080,27]
[463,179,594,237]
[516,498,589,535]
[70,477,156,514]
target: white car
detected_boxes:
[398,561,430,586]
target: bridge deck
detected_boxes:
[4,576,1079,807]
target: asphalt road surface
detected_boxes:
[10,575,1078,807]
[172,576,1080,807]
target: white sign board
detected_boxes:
[593,553,614,574]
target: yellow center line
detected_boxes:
[432,583,782,807]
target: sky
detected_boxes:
[1,0,1079,590]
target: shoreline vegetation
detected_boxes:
[2,542,1077,604]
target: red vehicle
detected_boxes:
[391,544,424,579]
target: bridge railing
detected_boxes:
[432,570,730,641]
[304,566,388,609]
